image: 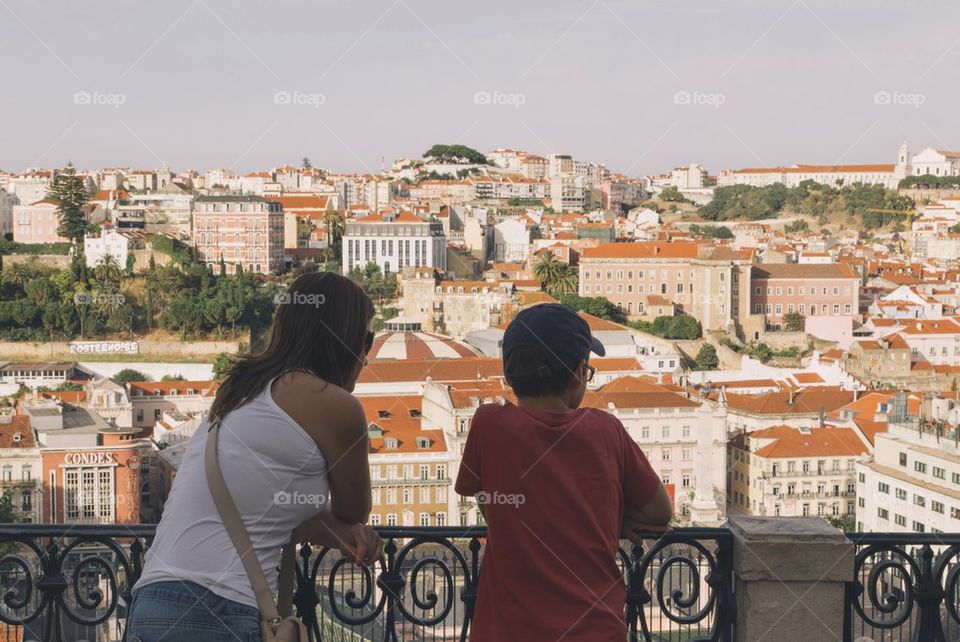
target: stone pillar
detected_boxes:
[728,515,852,642]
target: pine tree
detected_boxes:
[48,164,90,245]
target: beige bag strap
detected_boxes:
[204,418,294,626]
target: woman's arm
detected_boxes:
[271,372,379,563]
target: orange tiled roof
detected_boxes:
[748,424,868,459]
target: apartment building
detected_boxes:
[361,395,454,527]
[729,424,865,520]
[896,318,960,366]
[342,210,446,275]
[12,198,72,244]
[857,416,960,534]
[0,414,41,523]
[127,381,218,430]
[578,241,753,333]
[749,263,860,327]
[192,195,285,274]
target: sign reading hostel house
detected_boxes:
[69,341,139,355]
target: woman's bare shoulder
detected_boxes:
[272,371,365,441]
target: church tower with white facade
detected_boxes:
[895,141,912,179]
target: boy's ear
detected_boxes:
[568,359,587,389]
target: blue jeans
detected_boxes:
[127,580,262,642]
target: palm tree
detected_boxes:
[533,251,563,289]
[93,254,122,286]
[552,264,579,296]
[324,210,345,262]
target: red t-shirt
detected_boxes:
[455,402,662,642]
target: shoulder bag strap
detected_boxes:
[204,418,289,625]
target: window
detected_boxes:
[896,488,906,500]
[641,426,650,439]
[682,425,690,438]
[437,465,446,479]
[895,514,906,527]
[899,453,907,467]
[934,467,946,480]
[913,521,926,533]
[914,494,926,507]
[370,514,381,525]
[420,465,430,480]
[662,449,671,461]
[662,426,670,438]
[386,513,397,526]
[933,501,945,514]
[878,508,889,520]
[419,513,430,526]
[878,482,889,493]
[915,461,927,474]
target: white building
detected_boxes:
[492,217,532,263]
[895,318,960,366]
[910,147,960,177]
[342,210,447,275]
[84,227,145,269]
[856,405,960,533]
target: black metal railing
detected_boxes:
[0,524,735,642]
[845,532,960,642]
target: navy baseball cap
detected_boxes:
[502,304,605,378]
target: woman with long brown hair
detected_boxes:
[127,271,383,642]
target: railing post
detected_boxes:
[728,516,853,642]
[913,545,946,642]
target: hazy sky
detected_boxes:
[1,0,957,176]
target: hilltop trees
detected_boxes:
[422,144,488,165]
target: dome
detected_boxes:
[368,331,481,360]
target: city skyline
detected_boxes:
[0,0,957,175]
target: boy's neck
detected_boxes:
[516,395,576,414]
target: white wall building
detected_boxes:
[342,210,447,275]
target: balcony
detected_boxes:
[0,519,958,641]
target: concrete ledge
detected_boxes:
[729,515,853,583]
[728,516,854,642]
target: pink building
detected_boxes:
[12,198,70,244]
[750,263,860,328]
[192,195,284,274]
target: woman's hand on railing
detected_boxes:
[338,523,383,566]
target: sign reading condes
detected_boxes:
[64,452,117,465]
[69,341,139,355]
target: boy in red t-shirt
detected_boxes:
[455,303,673,641]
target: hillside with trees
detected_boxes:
[699,180,913,229]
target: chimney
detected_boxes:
[788,388,795,405]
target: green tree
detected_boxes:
[48,164,90,245]
[551,264,579,296]
[533,251,563,289]
[694,343,719,370]
[114,368,149,383]
[784,311,805,332]
[212,353,233,381]
[302,157,312,169]
[752,342,773,363]
[161,374,186,381]
[659,186,686,202]
[422,144,488,165]
[554,294,626,323]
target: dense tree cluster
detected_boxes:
[554,294,627,323]
[0,244,278,341]
[628,314,702,340]
[699,181,913,229]
[533,252,578,296]
[422,144,489,165]
[688,224,733,239]
[899,174,960,190]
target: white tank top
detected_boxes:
[136,377,330,608]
